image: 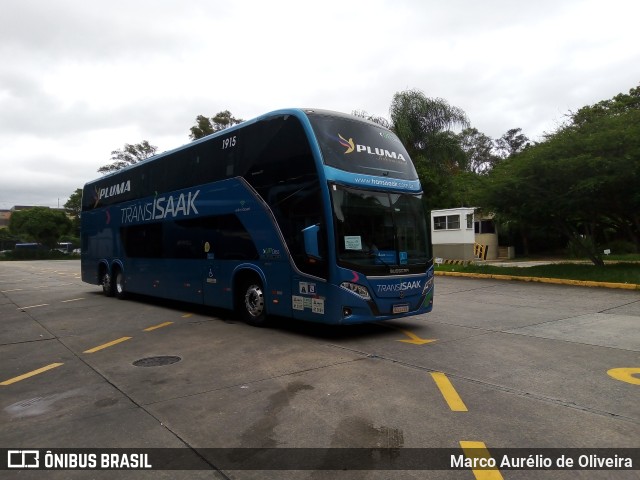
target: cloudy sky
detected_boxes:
[1,0,638,209]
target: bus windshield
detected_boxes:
[307,113,418,180]
[330,183,430,273]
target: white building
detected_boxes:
[430,207,505,261]
[431,207,476,261]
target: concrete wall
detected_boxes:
[476,233,498,260]
[433,243,475,261]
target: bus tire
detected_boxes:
[238,277,268,327]
[114,268,127,300]
[102,270,115,297]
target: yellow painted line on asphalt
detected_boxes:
[381,323,437,345]
[607,367,640,385]
[144,321,174,332]
[430,372,468,411]
[83,337,132,353]
[181,313,193,318]
[396,329,437,345]
[1,363,64,386]
[18,304,49,310]
[61,298,84,303]
[459,441,503,480]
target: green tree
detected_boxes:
[388,89,470,208]
[64,188,82,219]
[351,110,391,129]
[9,207,72,249]
[189,110,243,140]
[98,141,157,174]
[389,89,469,155]
[480,85,640,265]
[64,188,83,237]
[457,127,499,173]
[0,228,20,251]
[494,128,530,159]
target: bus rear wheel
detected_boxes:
[238,278,268,327]
[115,269,126,299]
[102,270,115,297]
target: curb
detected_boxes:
[435,271,640,291]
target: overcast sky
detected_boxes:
[1,0,638,209]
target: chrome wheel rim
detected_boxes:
[244,284,264,317]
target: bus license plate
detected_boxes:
[393,304,409,314]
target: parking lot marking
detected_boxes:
[431,372,468,411]
[607,367,640,385]
[61,298,84,303]
[1,363,64,386]
[396,329,437,345]
[182,313,193,318]
[83,337,132,353]
[1,288,23,293]
[381,322,437,345]
[144,321,174,331]
[17,304,49,310]
[459,441,503,480]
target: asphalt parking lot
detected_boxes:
[1,260,639,479]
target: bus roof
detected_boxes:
[87,108,389,185]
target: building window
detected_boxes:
[466,213,474,229]
[474,219,496,234]
[433,214,460,230]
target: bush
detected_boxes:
[566,236,598,259]
[604,239,637,255]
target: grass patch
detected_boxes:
[605,253,640,262]
[436,262,640,285]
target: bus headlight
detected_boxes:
[340,282,371,300]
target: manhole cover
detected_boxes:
[133,356,181,367]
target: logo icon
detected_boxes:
[338,134,355,154]
[8,450,39,468]
[93,186,100,208]
[235,200,250,213]
[338,134,407,162]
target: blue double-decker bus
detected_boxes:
[81,109,433,326]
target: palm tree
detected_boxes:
[389,90,471,208]
[389,89,469,162]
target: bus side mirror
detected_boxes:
[302,224,322,260]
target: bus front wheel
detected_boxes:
[238,279,268,327]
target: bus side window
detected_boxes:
[120,223,163,258]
